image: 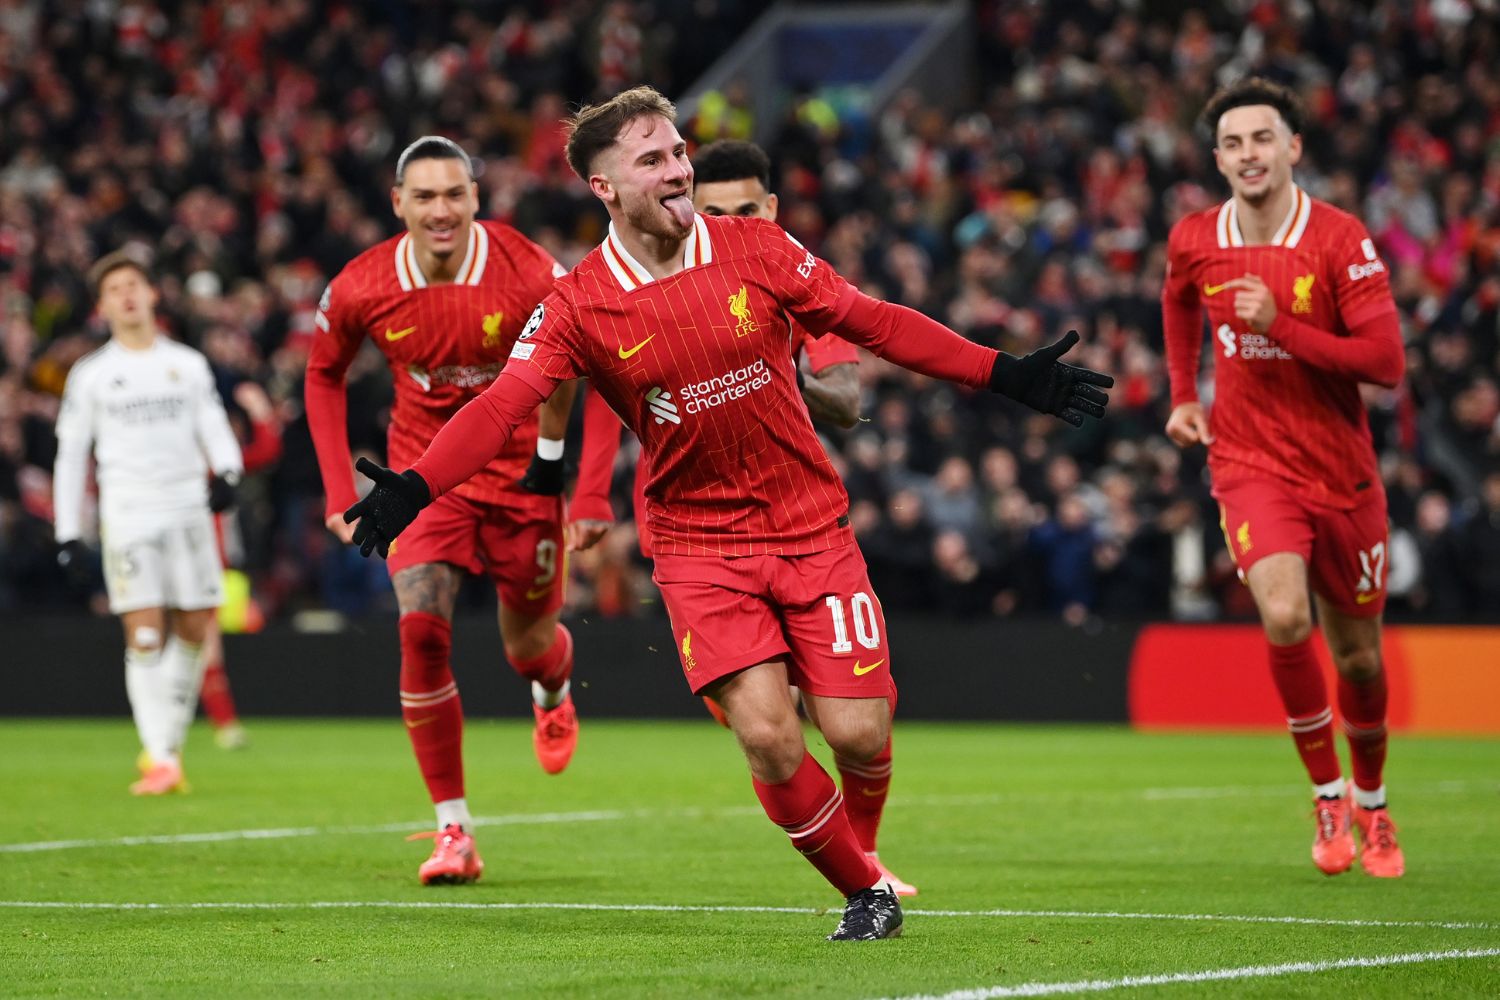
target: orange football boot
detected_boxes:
[1311,795,1355,875]
[1353,803,1405,878]
[533,694,579,775]
[409,824,484,885]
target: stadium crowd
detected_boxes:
[1,0,1497,623]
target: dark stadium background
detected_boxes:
[1,0,1497,727]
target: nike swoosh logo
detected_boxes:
[1355,592,1381,604]
[859,786,888,797]
[404,716,439,729]
[385,326,417,342]
[852,659,884,676]
[618,334,656,359]
[1202,282,1229,296]
[525,584,553,600]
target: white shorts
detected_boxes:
[101,509,223,614]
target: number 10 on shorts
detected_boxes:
[826,593,880,653]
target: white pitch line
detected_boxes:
[3,780,1492,855]
[0,901,819,915]
[0,901,1490,932]
[0,809,644,854]
[875,947,1500,1000]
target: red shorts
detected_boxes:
[652,543,893,698]
[387,490,566,615]
[1214,477,1390,617]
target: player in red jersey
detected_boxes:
[566,136,920,895]
[306,136,586,886]
[1162,79,1406,878]
[345,88,1111,939]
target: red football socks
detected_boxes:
[1267,638,1342,787]
[510,622,573,691]
[836,738,892,853]
[398,612,465,803]
[1339,672,1389,793]
[199,659,239,727]
[753,750,881,896]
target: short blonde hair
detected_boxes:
[564,86,678,181]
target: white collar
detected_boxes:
[1217,184,1311,249]
[598,215,714,291]
[394,224,489,290]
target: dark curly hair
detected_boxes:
[692,140,772,190]
[1200,77,1305,138]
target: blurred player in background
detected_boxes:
[1162,79,1406,878]
[344,88,1111,939]
[53,251,244,795]
[306,136,585,886]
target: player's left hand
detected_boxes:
[208,472,240,513]
[566,518,612,552]
[520,453,566,496]
[344,457,432,558]
[1225,274,1277,333]
[989,330,1114,427]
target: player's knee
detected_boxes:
[1335,646,1382,683]
[175,611,212,645]
[399,612,452,663]
[734,715,804,777]
[825,717,890,764]
[1260,598,1311,645]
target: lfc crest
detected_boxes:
[728,285,759,337]
[482,309,505,349]
[1292,274,1315,314]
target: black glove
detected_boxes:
[989,330,1114,427]
[519,452,565,496]
[208,472,240,513]
[56,539,95,591]
[344,457,432,558]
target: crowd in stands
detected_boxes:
[2,0,1497,624]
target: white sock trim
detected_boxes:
[1352,783,1387,809]
[434,798,473,832]
[536,437,565,461]
[533,678,569,709]
[1313,777,1346,800]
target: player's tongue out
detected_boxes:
[661,192,694,228]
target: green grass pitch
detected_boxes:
[2,719,1497,998]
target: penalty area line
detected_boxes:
[873,947,1500,1000]
[0,901,1490,932]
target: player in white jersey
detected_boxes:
[53,250,244,795]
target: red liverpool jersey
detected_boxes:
[1162,187,1399,509]
[504,214,861,557]
[307,220,562,515]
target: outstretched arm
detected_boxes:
[830,292,1112,425]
